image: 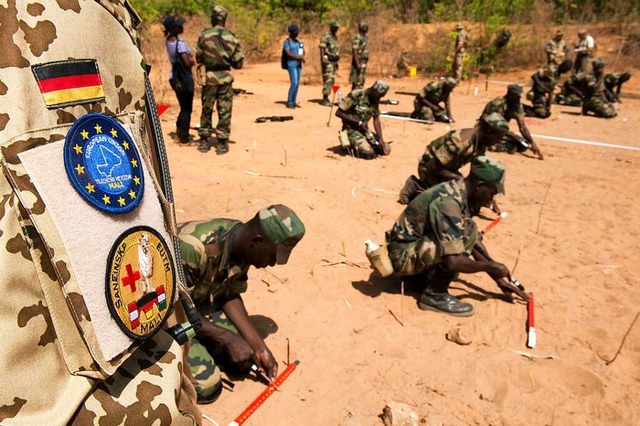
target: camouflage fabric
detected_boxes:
[412,81,451,121]
[580,73,616,118]
[452,29,468,80]
[604,72,630,102]
[177,219,249,311]
[187,311,239,402]
[417,128,483,188]
[0,1,198,425]
[196,25,244,142]
[386,180,478,276]
[349,33,369,89]
[320,32,340,97]
[482,95,525,122]
[344,128,375,157]
[526,68,557,118]
[200,82,233,141]
[545,37,567,65]
[338,89,380,124]
[556,73,585,106]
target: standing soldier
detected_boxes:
[196,5,245,154]
[451,23,468,81]
[573,29,596,74]
[320,21,341,106]
[350,22,370,90]
[545,30,568,66]
[411,78,458,123]
[0,1,200,424]
[482,84,545,160]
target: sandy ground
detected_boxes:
[155,61,640,426]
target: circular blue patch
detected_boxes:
[64,113,144,214]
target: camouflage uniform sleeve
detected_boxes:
[319,34,327,49]
[429,197,467,256]
[372,104,380,118]
[231,36,245,65]
[195,34,204,63]
[227,272,248,297]
[514,101,525,119]
[338,92,355,112]
[178,234,205,290]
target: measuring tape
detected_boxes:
[228,360,300,426]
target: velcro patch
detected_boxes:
[106,226,176,340]
[63,113,144,214]
[32,59,105,108]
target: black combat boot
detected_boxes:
[216,139,229,155]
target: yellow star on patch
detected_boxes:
[131,158,138,168]
[128,189,136,200]
[85,183,95,193]
[122,141,130,150]
[94,124,102,134]
[75,164,85,175]
[81,129,89,140]
[102,195,111,204]
[73,144,83,154]
[133,176,140,185]
[110,128,118,138]
[118,197,126,206]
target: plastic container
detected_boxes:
[338,130,350,149]
[405,66,417,78]
[337,89,343,103]
[364,239,394,277]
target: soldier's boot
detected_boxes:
[320,96,332,106]
[216,139,229,155]
[418,265,474,317]
[198,137,211,153]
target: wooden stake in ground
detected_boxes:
[536,181,552,234]
[599,310,640,366]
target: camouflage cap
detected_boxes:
[555,30,564,36]
[470,156,506,194]
[479,112,509,134]
[329,20,340,29]
[211,5,228,19]
[455,23,464,30]
[359,21,369,30]
[592,58,605,69]
[444,77,458,88]
[258,205,305,265]
[370,80,389,96]
[507,84,523,96]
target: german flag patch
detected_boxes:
[32,59,105,109]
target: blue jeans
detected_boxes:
[287,63,301,106]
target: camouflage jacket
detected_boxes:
[482,96,524,122]
[196,25,244,85]
[531,69,557,95]
[387,179,477,258]
[418,129,483,187]
[455,30,468,53]
[545,38,567,64]
[351,33,369,63]
[416,82,449,107]
[0,1,198,424]
[578,73,605,98]
[320,32,340,62]
[178,219,249,313]
[338,89,380,126]
[604,73,623,90]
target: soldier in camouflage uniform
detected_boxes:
[398,113,509,205]
[411,78,458,123]
[196,6,245,154]
[545,30,568,66]
[580,59,616,118]
[482,84,545,160]
[604,72,631,103]
[451,23,468,81]
[555,72,585,106]
[524,65,557,118]
[178,205,305,403]
[386,157,518,316]
[350,22,369,90]
[320,21,341,106]
[335,80,391,159]
[0,1,200,424]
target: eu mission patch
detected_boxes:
[64,113,144,214]
[32,59,105,108]
[105,226,176,340]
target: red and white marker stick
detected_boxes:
[228,360,300,426]
[482,211,508,235]
[527,292,536,348]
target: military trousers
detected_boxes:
[349,62,367,90]
[345,128,375,159]
[200,82,233,141]
[322,62,338,97]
